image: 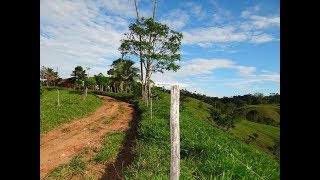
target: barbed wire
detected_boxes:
[214,143,265,180]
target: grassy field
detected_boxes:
[46,131,125,179]
[182,96,280,160]
[124,91,279,179]
[230,120,280,160]
[236,104,280,124]
[40,89,105,134]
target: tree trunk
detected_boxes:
[153,0,157,19]
[150,97,152,120]
[133,0,145,100]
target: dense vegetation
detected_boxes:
[180,88,280,108]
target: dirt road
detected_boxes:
[40,95,135,179]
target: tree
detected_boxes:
[85,77,96,90]
[119,2,183,103]
[94,73,111,91]
[223,102,236,114]
[71,66,87,89]
[107,58,139,93]
[40,66,59,86]
[252,93,264,104]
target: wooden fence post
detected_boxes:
[170,85,180,180]
[84,87,88,100]
[57,89,60,106]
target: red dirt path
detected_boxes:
[40,95,135,179]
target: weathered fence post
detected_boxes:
[57,89,60,106]
[170,85,180,180]
[84,87,88,100]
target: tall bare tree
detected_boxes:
[133,0,146,100]
[121,0,182,106]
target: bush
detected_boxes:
[246,110,278,126]
[210,108,236,130]
[246,110,259,121]
[151,87,163,100]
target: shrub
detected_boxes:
[210,108,236,130]
[246,110,260,121]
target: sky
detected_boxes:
[40,0,280,97]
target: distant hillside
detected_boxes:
[180,96,280,160]
[235,104,280,126]
[230,120,280,160]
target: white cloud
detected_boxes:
[226,72,280,91]
[240,5,260,18]
[153,58,256,79]
[159,9,189,30]
[182,20,277,46]
[99,0,137,18]
[237,66,256,74]
[250,33,274,43]
[240,15,280,30]
[180,3,278,47]
[185,2,206,20]
[240,5,279,31]
[182,26,248,45]
[180,58,235,75]
[98,0,153,19]
[40,0,128,78]
[241,10,251,18]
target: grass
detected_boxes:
[124,91,280,179]
[92,131,125,163]
[40,89,105,134]
[46,150,87,179]
[230,120,280,160]
[236,104,280,123]
[118,105,126,113]
[46,131,125,179]
[99,114,118,124]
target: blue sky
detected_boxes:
[40,0,279,97]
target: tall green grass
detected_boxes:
[230,120,280,160]
[124,91,279,179]
[40,89,104,134]
[93,131,125,163]
[237,104,280,123]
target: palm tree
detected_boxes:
[107,58,139,93]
